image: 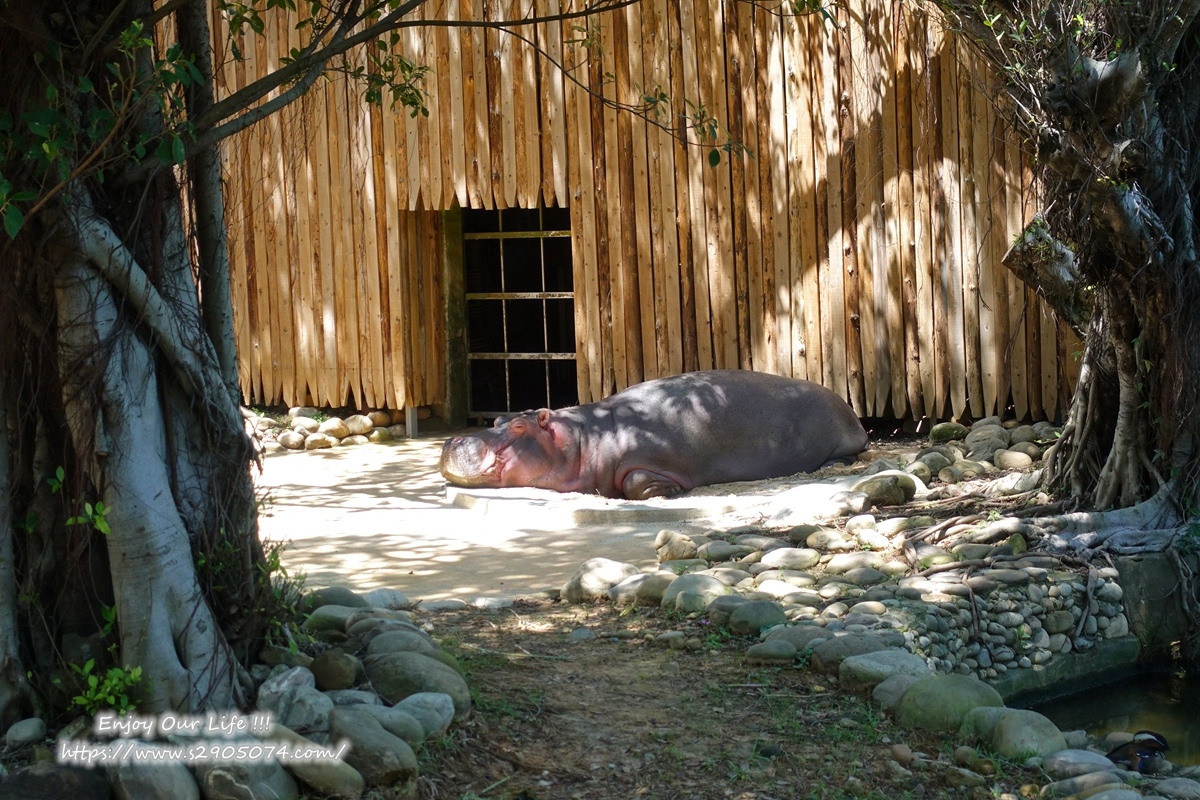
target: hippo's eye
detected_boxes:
[509,418,526,434]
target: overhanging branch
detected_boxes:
[1003,217,1090,334]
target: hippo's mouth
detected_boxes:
[440,436,504,486]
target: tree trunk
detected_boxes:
[55,190,251,711]
[0,388,33,728]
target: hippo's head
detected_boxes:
[440,410,574,490]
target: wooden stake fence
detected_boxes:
[215,0,1079,417]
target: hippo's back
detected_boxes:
[591,370,867,485]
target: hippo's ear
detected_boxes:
[536,409,551,428]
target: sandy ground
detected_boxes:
[255,436,693,601]
[253,433,895,602]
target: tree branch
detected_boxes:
[65,187,238,437]
[1003,217,1090,334]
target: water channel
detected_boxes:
[1033,671,1200,766]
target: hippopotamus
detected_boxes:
[439,369,867,500]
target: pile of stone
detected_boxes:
[903,415,1061,484]
[560,511,1130,687]
[0,585,467,800]
[242,407,411,453]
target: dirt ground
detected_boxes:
[406,598,1040,800]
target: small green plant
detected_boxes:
[47,466,65,493]
[70,659,143,715]
[67,501,111,535]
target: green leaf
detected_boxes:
[3,205,24,239]
[708,148,720,168]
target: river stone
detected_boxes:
[344,608,413,628]
[304,433,336,450]
[302,605,365,633]
[291,414,320,432]
[759,548,820,570]
[697,541,756,562]
[784,523,821,544]
[610,573,653,605]
[274,685,335,732]
[258,645,314,670]
[562,558,642,603]
[1153,778,1200,799]
[660,573,731,609]
[394,692,456,738]
[660,558,708,574]
[1040,771,1128,800]
[655,530,699,561]
[994,449,1034,470]
[365,410,391,427]
[939,460,986,482]
[366,427,393,443]
[853,474,916,507]
[1078,791,1140,800]
[337,434,368,447]
[1105,613,1129,638]
[918,451,953,473]
[809,633,890,673]
[351,589,405,613]
[914,543,956,567]
[894,674,1004,732]
[1,762,111,800]
[351,615,426,640]
[745,640,797,665]
[194,748,299,800]
[753,579,806,600]
[328,707,419,789]
[806,529,854,550]
[1042,749,1120,779]
[108,743,200,800]
[826,552,885,573]
[311,650,360,691]
[1043,609,1076,634]
[366,629,440,657]
[257,666,317,710]
[990,709,1067,758]
[966,424,1009,446]
[763,625,834,651]
[930,422,969,443]
[727,601,788,635]
[1009,441,1043,460]
[958,706,1015,742]
[344,414,374,435]
[324,690,383,707]
[364,652,471,715]
[706,594,751,628]
[277,431,306,450]
[904,460,932,483]
[842,567,888,586]
[5,718,46,745]
[632,574,676,607]
[347,704,427,747]
[317,417,350,438]
[839,650,931,692]
[304,587,369,612]
[872,674,922,711]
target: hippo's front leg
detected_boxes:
[621,469,687,500]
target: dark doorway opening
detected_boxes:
[462,206,577,419]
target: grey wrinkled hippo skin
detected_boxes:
[440,370,868,500]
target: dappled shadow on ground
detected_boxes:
[255,435,910,601]
[255,437,663,599]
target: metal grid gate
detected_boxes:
[463,207,578,418]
